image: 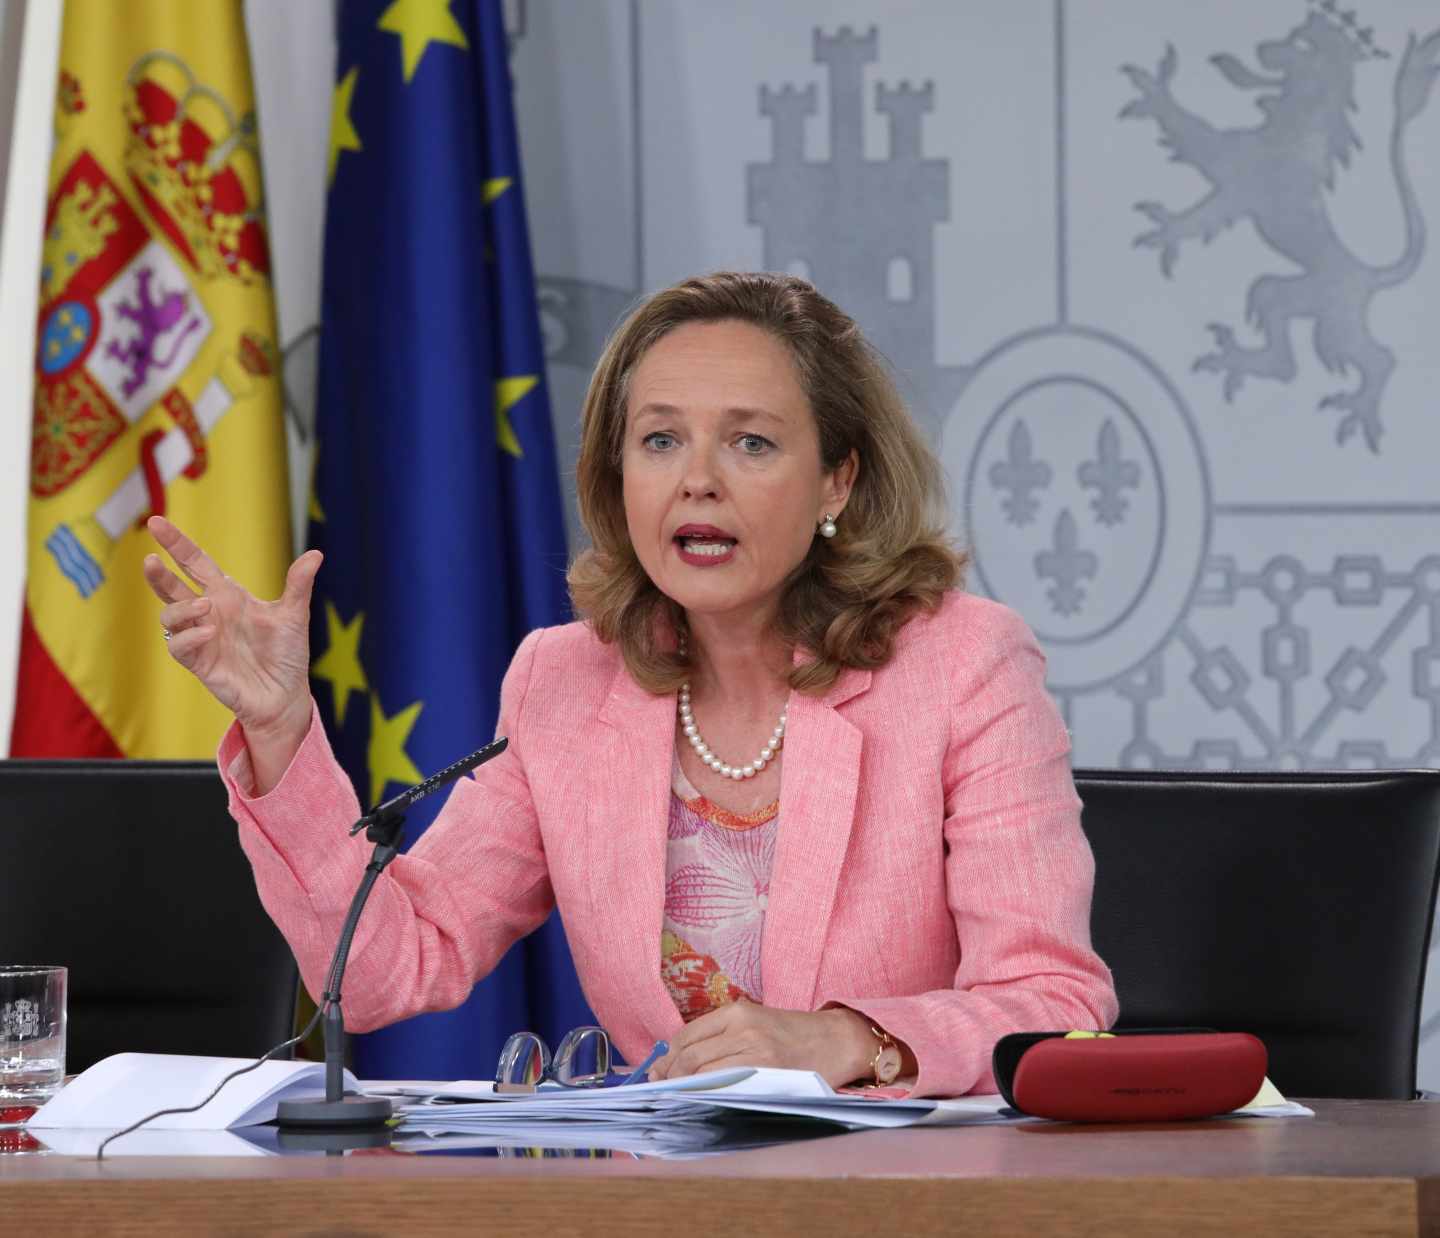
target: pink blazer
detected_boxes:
[220,590,1117,1097]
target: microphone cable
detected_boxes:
[95,1002,329,1159]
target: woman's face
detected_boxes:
[621,319,854,630]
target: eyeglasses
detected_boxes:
[495,1026,667,1093]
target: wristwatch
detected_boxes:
[868,1025,902,1086]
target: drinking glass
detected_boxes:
[0,966,67,1120]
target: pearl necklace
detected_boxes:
[678,683,786,781]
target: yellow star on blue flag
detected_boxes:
[378,0,468,83]
[495,375,537,458]
[311,601,366,726]
[328,68,362,184]
[367,693,424,806]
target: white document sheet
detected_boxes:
[26,1052,361,1131]
[23,1126,277,1157]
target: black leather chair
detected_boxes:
[1074,768,1440,1099]
[0,759,298,1073]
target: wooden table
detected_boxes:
[3,1099,1438,1236]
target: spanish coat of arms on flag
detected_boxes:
[14,1,291,759]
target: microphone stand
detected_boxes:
[275,736,509,1130]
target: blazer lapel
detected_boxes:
[587,665,681,1040]
[761,663,871,1011]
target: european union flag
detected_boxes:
[310,0,593,1079]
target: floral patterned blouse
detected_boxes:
[660,755,778,1020]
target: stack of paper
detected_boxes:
[374,1067,749,1132]
[381,1067,1018,1138]
[380,1065,1314,1143]
[389,1115,842,1160]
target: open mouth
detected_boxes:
[673,527,739,563]
[676,536,737,557]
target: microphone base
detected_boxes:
[275,1094,394,1128]
[275,1126,393,1153]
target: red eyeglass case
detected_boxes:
[992,1028,1269,1123]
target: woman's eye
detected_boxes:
[642,432,676,451]
[737,434,773,455]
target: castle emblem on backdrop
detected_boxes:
[1122,1,1440,451]
[533,26,969,442]
[747,26,969,441]
[34,52,274,598]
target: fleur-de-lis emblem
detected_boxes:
[1034,509,1099,616]
[988,419,1052,527]
[1078,419,1142,527]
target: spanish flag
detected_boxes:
[12,1,291,758]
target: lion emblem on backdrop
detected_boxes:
[1121,3,1440,451]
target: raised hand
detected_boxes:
[142,515,321,752]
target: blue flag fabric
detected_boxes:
[310,0,594,1080]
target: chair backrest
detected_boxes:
[0,759,297,1073]
[1074,768,1440,1099]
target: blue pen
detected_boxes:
[613,1040,668,1087]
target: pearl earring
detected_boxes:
[818,513,838,539]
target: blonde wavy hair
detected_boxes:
[567,270,966,695]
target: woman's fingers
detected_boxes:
[648,1006,737,1079]
[158,596,211,633]
[666,1051,753,1080]
[145,515,226,592]
[163,623,214,668]
[281,549,323,610]
[143,553,198,605]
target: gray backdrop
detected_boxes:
[510,0,1440,1080]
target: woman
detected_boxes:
[143,272,1116,1096]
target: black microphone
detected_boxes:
[276,736,510,1130]
[350,737,510,839]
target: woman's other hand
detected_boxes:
[646,1000,879,1090]
[143,515,321,789]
